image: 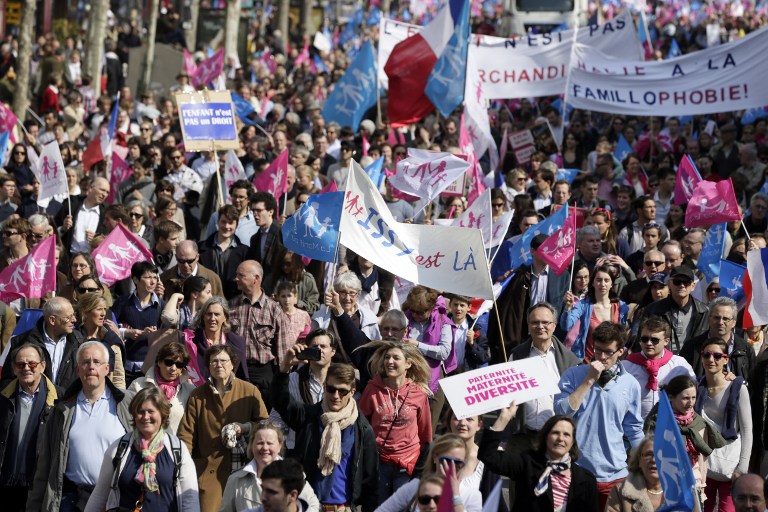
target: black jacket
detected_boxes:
[1,319,86,390]
[478,428,599,512]
[749,352,768,473]
[246,223,284,284]
[197,233,248,299]
[54,195,107,252]
[270,371,379,512]
[634,296,709,353]
[680,332,755,379]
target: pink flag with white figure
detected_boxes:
[685,179,742,228]
[191,48,224,88]
[253,149,289,198]
[223,150,247,203]
[183,48,197,76]
[391,148,471,203]
[459,113,485,206]
[674,154,702,205]
[454,187,492,247]
[295,43,310,66]
[107,152,133,204]
[0,102,17,134]
[36,141,68,204]
[0,236,56,302]
[536,205,577,276]
[92,224,154,286]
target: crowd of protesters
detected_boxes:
[2,2,768,512]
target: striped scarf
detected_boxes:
[534,454,571,497]
[133,429,165,493]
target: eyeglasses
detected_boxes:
[710,315,734,323]
[209,358,232,367]
[381,325,405,333]
[644,260,664,267]
[438,456,466,470]
[325,384,352,397]
[163,358,187,369]
[57,313,77,321]
[639,335,664,345]
[14,361,41,370]
[72,263,90,269]
[2,230,18,237]
[77,286,100,293]
[79,359,107,367]
[129,212,143,219]
[337,290,358,298]
[529,321,554,327]
[13,151,25,156]
[671,278,693,287]
[708,287,721,293]
[31,232,45,240]
[593,346,621,357]
[702,351,728,361]
[418,496,441,505]
[140,127,152,132]
[177,257,196,264]
[492,202,505,208]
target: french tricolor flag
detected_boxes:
[743,248,768,328]
[384,0,469,127]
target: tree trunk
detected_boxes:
[301,0,313,38]
[381,0,391,18]
[186,0,200,51]
[85,0,109,99]
[137,0,160,98]
[278,0,290,51]
[12,0,36,120]
[224,0,241,66]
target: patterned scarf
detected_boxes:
[154,371,179,401]
[133,428,165,493]
[318,396,358,476]
[626,349,674,390]
[674,409,699,466]
[534,454,571,497]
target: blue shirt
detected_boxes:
[314,423,354,504]
[65,387,126,486]
[42,327,67,381]
[553,362,644,482]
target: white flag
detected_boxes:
[36,141,68,205]
[390,149,471,202]
[464,56,497,168]
[223,150,247,202]
[453,188,492,247]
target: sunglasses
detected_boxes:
[15,361,41,370]
[702,351,728,361]
[77,286,100,293]
[31,233,45,240]
[639,335,664,345]
[163,358,187,369]
[129,212,143,219]
[671,278,692,287]
[2,230,18,237]
[708,287,721,293]
[325,384,352,397]
[644,260,664,267]
[438,456,466,470]
[177,258,196,264]
[13,151,25,156]
[418,496,440,505]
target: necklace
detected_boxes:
[646,488,663,495]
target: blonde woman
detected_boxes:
[76,292,126,389]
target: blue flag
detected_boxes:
[492,205,568,280]
[666,38,681,59]
[313,54,328,73]
[654,392,697,512]
[557,168,580,184]
[697,223,726,283]
[231,92,260,126]
[741,106,768,125]
[339,8,364,47]
[425,0,470,117]
[366,7,381,26]
[321,40,377,131]
[282,192,344,262]
[0,131,9,165]
[616,134,633,162]
[364,156,385,188]
[107,93,120,141]
[720,259,747,303]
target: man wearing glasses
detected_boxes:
[272,357,379,512]
[160,239,224,299]
[620,249,667,306]
[633,266,709,353]
[555,322,643,510]
[624,316,695,418]
[26,340,127,512]
[680,297,754,379]
[1,297,85,390]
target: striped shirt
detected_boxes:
[551,472,571,512]
[229,291,292,364]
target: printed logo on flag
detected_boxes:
[282,192,344,263]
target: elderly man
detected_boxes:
[26,341,127,512]
[2,297,85,389]
[56,176,110,253]
[661,240,685,269]
[272,360,378,512]
[633,266,709,352]
[160,239,224,299]
[680,297,755,379]
[229,260,289,406]
[681,228,706,267]
[624,316,695,417]
[732,474,767,512]
[0,344,58,511]
[620,249,667,306]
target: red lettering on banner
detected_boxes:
[415,251,445,268]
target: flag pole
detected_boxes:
[741,220,752,241]
[323,229,343,317]
[492,302,508,361]
[559,13,580,150]
[214,146,224,209]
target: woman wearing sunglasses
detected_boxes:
[119,341,196,435]
[376,434,482,512]
[695,338,752,512]
[478,407,599,512]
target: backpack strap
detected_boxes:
[168,434,183,483]
[111,432,132,490]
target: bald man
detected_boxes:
[733,473,767,512]
[56,176,110,253]
[160,240,224,299]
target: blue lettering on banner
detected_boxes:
[179,102,237,141]
[356,207,414,256]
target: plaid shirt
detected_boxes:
[229,291,292,364]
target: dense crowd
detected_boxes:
[3,2,768,512]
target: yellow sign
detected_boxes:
[6,1,21,25]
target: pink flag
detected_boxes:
[258,48,277,73]
[253,149,289,198]
[436,466,456,512]
[0,237,56,302]
[536,206,577,276]
[685,179,742,228]
[674,154,702,205]
[183,48,197,76]
[294,43,310,66]
[107,152,133,204]
[0,102,17,134]
[321,180,338,193]
[459,114,485,206]
[361,131,370,157]
[191,48,224,89]
[92,224,154,286]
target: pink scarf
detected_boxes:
[674,409,699,466]
[155,371,179,401]
[626,349,673,390]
